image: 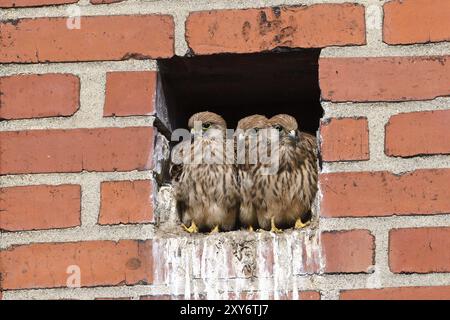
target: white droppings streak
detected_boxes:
[153,228,324,299]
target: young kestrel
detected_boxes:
[170,111,240,233]
[257,114,318,232]
[235,115,270,231]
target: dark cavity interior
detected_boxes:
[156,49,323,136]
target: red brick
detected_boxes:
[0,0,76,7]
[0,185,80,232]
[383,0,450,45]
[186,4,365,55]
[390,227,450,273]
[320,117,369,162]
[320,56,450,102]
[104,71,156,117]
[299,291,321,300]
[0,240,153,290]
[385,110,450,157]
[321,230,374,274]
[341,286,450,300]
[0,74,79,120]
[99,180,154,225]
[0,127,154,175]
[0,15,174,63]
[320,169,450,218]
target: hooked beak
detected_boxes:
[190,128,199,142]
[287,130,298,143]
[289,130,297,138]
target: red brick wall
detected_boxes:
[1,0,449,300]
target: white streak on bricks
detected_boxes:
[152,230,323,299]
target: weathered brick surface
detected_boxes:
[320,117,369,162]
[140,290,320,300]
[246,291,322,300]
[320,170,450,218]
[0,240,153,290]
[104,71,156,117]
[0,15,174,63]
[385,110,450,157]
[341,286,450,300]
[0,74,80,120]
[1,0,449,301]
[186,4,365,55]
[95,297,132,300]
[321,230,374,274]
[0,0,76,7]
[140,295,175,300]
[99,180,154,225]
[390,227,450,273]
[298,291,321,300]
[0,127,154,175]
[0,185,81,232]
[384,0,450,45]
[320,56,450,102]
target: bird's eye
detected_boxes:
[202,123,211,130]
[274,125,283,132]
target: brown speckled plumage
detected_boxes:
[171,112,239,232]
[236,115,269,229]
[256,114,318,230]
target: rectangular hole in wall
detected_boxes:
[152,50,326,294]
[154,49,323,227]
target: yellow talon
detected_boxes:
[270,217,282,233]
[210,225,219,234]
[295,219,310,229]
[247,225,254,232]
[182,221,198,233]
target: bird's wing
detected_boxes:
[169,162,183,182]
[292,131,317,165]
[300,131,318,150]
[170,140,194,223]
[169,140,192,182]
